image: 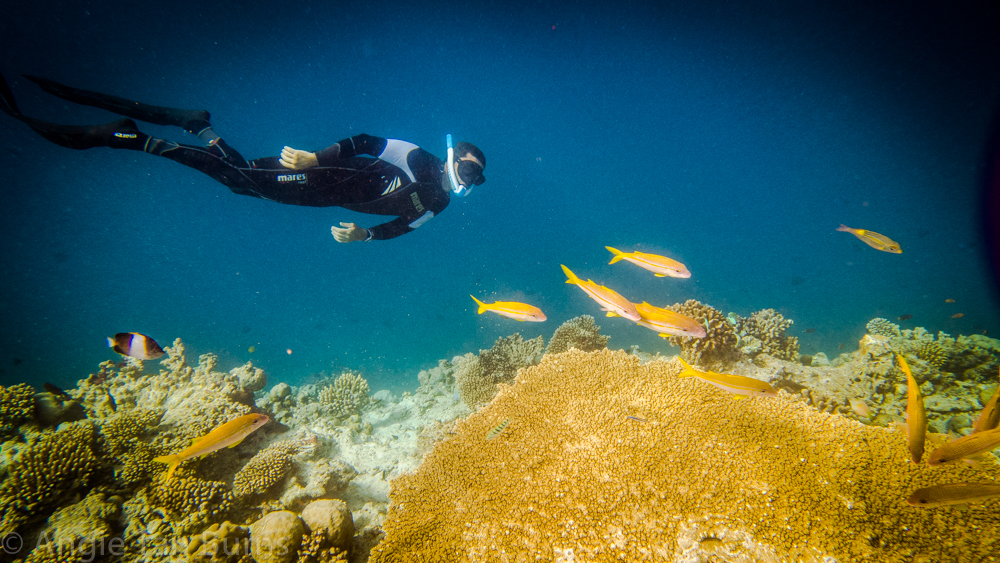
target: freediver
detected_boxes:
[0,74,486,242]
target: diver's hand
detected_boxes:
[279,147,319,170]
[331,222,370,243]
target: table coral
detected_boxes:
[318,371,371,418]
[665,299,740,366]
[455,334,544,409]
[371,349,1000,562]
[0,383,34,437]
[544,315,610,355]
[233,441,299,498]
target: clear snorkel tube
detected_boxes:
[446,134,473,197]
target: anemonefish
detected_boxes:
[107,332,165,360]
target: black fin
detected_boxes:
[24,74,211,133]
[0,73,21,115]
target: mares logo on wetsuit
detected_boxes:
[410,192,425,213]
[277,173,307,183]
[113,132,137,139]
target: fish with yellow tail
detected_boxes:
[836,224,902,253]
[605,246,691,278]
[926,426,1000,467]
[470,295,546,322]
[907,482,1000,508]
[676,357,777,399]
[972,367,1000,434]
[153,413,269,479]
[898,354,926,464]
[635,302,706,338]
[560,264,640,321]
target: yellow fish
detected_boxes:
[470,295,546,322]
[676,357,777,399]
[485,417,510,440]
[897,354,926,464]
[560,264,640,321]
[836,224,902,253]
[907,482,1000,508]
[605,246,690,278]
[634,302,706,338]
[927,426,1000,467]
[153,413,269,479]
[972,368,1000,434]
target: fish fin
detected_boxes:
[962,457,986,471]
[654,274,665,277]
[605,246,625,264]
[560,264,580,284]
[836,224,851,232]
[152,454,180,480]
[732,395,747,401]
[658,333,670,338]
[0,73,20,116]
[606,311,617,317]
[470,295,487,314]
[107,337,115,348]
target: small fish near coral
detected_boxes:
[907,482,1000,508]
[470,295,547,322]
[951,313,965,319]
[153,413,269,479]
[605,246,691,278]
[926,426,1000,467]
[945,299,956,303]
[836,224,902,253]
[972,367,1000,433]
[634,302,706,338]
[485,417,510,440]
[560,264,640,321]
[898,314,913,321]
[107,332,165,360]
[897,354,927,464]
[676,357,777,399]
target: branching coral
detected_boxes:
[0,383,35,437]
[232,441,299,498]
[455,334,544,409]
[917,341,948,370]
[318,371,370,418]
[148,476,234,534]
[372,349,1000,562]
[544,314,608,355]
[866,317,899,337]
[665,299,740,366]
[736,308,800,361]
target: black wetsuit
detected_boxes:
[0,75,449,241]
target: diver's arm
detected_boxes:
[314,134,388,166]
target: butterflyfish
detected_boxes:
[836,224,902,254]
[898,354,926,464]
[470,295,547,322]
[605,246,691,278]
[907,482,1000,508]
[107,332,165,360]
[153,413,269,479]
[972,368,1000,434]
[634,302,706,338]
[485,417,510,440]
[560,264,640,321]
[676,357,777,399]
[926,426,1000,467]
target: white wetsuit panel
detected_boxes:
[378,140,419,183]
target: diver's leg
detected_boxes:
[22,74,218,143]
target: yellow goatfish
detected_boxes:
[153,413,269,479]
[605,246,691,278]
[676,357,777,399]
[898,354,926,464]
[560,264,640,321]
[907,482,1000,508]
[470,295,546,322]
[836,224,902,253]
[927,426,1000,467]
[972,368,1000,434]
[635,302,706,338]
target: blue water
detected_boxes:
[1,0,998,393]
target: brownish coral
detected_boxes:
[455,333,544,409]
[544,314,609,355]
[371,349,1000,562]
[148,476,234,532]
[736,308,800,361]
[185,521,250,563]
[232,441,299,498]
[0,383,35,437]
[665,299,740,366]
[318,371,370,418]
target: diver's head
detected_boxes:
[444,136,486,197]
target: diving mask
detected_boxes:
[445,134,483,197]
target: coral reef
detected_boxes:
[664,299,740,366]
[916,341,948,369]
[866,317,900,337]
[371,349,1000,562]
[250,510,305,563]
[732,308,800,361]
[300,499,355,553]
[0,383,34,438]
[318,371,371,418]
[149,476,235,534]
[455,333,544,408]
[544,314,609,355]
[233,440,300,498]
[185,521,250,563]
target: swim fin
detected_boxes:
[23,74,212,135]
[0,72,21,116]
